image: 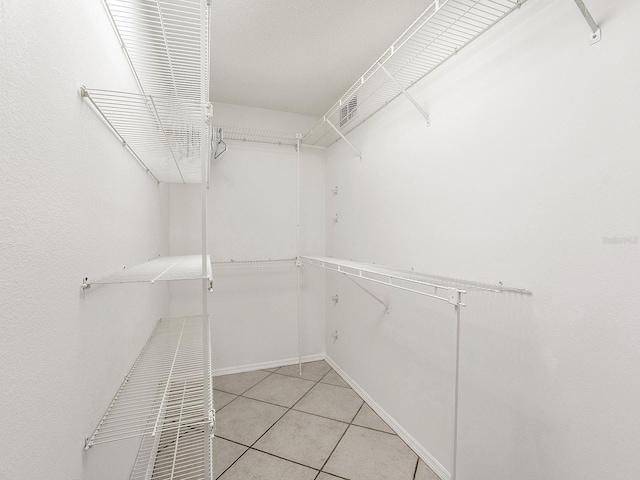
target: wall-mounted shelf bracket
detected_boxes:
[332,294,339,304]
[325,117,362,159]
[573,0,601,44]
[331,186,339,195]
[379,64,431,126]
[343,274,390,314]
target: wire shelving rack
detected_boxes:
[302,0,526,149]
[85,317,213,450]
[211,258,297,270]
[82,0,210,183]
[83,255,213,289]
[213,125,300,148]
[83,0,213,478]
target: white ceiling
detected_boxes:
[209,0,429,116]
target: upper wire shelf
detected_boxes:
[303,0,526,148]
[301,255,530,306]
[86,0,210,183]
[83,255,213,288]
[81,87,203,183]
[85,316,214,450]
[211,258,298,269]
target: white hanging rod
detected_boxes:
[84,317,214,450]
[211,258,297,269]
[83,255,213,289]
[303,0,527,148]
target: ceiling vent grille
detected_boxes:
[339,96,358,127]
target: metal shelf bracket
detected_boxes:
[379,63,431,126]
[343,274,390,314]
[573,0,601,44]
[325,117,362,159]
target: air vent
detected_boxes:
[339,95,358,127]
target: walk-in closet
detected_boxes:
[1,1,639,479]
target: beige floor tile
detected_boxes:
[254,409,348,469]
[262,368,278,372]
[352,403,395,434]
[218,449,317,480]
[214,396,286,446]
[316,474,344,480]
[294,383,363,423]
[324,425,418,480]
[320,369,350,388]
[213,370,271,395]
[213,436,247,478]
[243,373,315,407]
[213,389,237,410]
[276,360,331,381]
[415,459,442,480]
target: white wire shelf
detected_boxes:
[211,258,298,269]
[81,87,203,183]
[303,0,526,148]
[130,422,213,480]
[102,0,209,107]
[84,255,213,288]
[86,0,210,182]
[214,125,300,147]
[301,255,530,305]
[85,316,214,450]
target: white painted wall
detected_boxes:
[0,2,170,479]
[169,103,326,372]
[324,1,640,479]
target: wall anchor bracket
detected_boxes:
[332,294,339,304]
[573,0,601,44]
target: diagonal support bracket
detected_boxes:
[573,0,601,44]
[379,63,431,126]
[343,274,390,314]
[325,118,363,159]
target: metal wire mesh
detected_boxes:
[301,256,530,296]
[303,0,525,147]
[214,125,299,147]
[87,255,212,286]
[84,0,209,182]
[86,317,213,450]
[211,258,297,269]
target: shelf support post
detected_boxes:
[379,63,431,126]
[325,117,363,159]
[572,0,601,44]
[451,291,462,480]
[296,134,303,376]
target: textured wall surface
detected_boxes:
[169,102,326,371]
[323,1,640,479]
[0,2,170,479]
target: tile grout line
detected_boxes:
[413,457,419,480]
[313,401,365,480]
[215,362,336,478]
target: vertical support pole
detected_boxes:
[201,1,212,479]
[296,135,302,375]
[451,293,462,480]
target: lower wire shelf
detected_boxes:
[85,316,214,479]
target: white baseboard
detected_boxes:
[212,353,326,377]
[324,356,451,480]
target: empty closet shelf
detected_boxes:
[301,255,530,299]
[85,316,214,450]
[84,255,212,287]
[303,0,526,148]
[211,258,297,269]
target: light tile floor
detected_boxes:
[212,360,441,480]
